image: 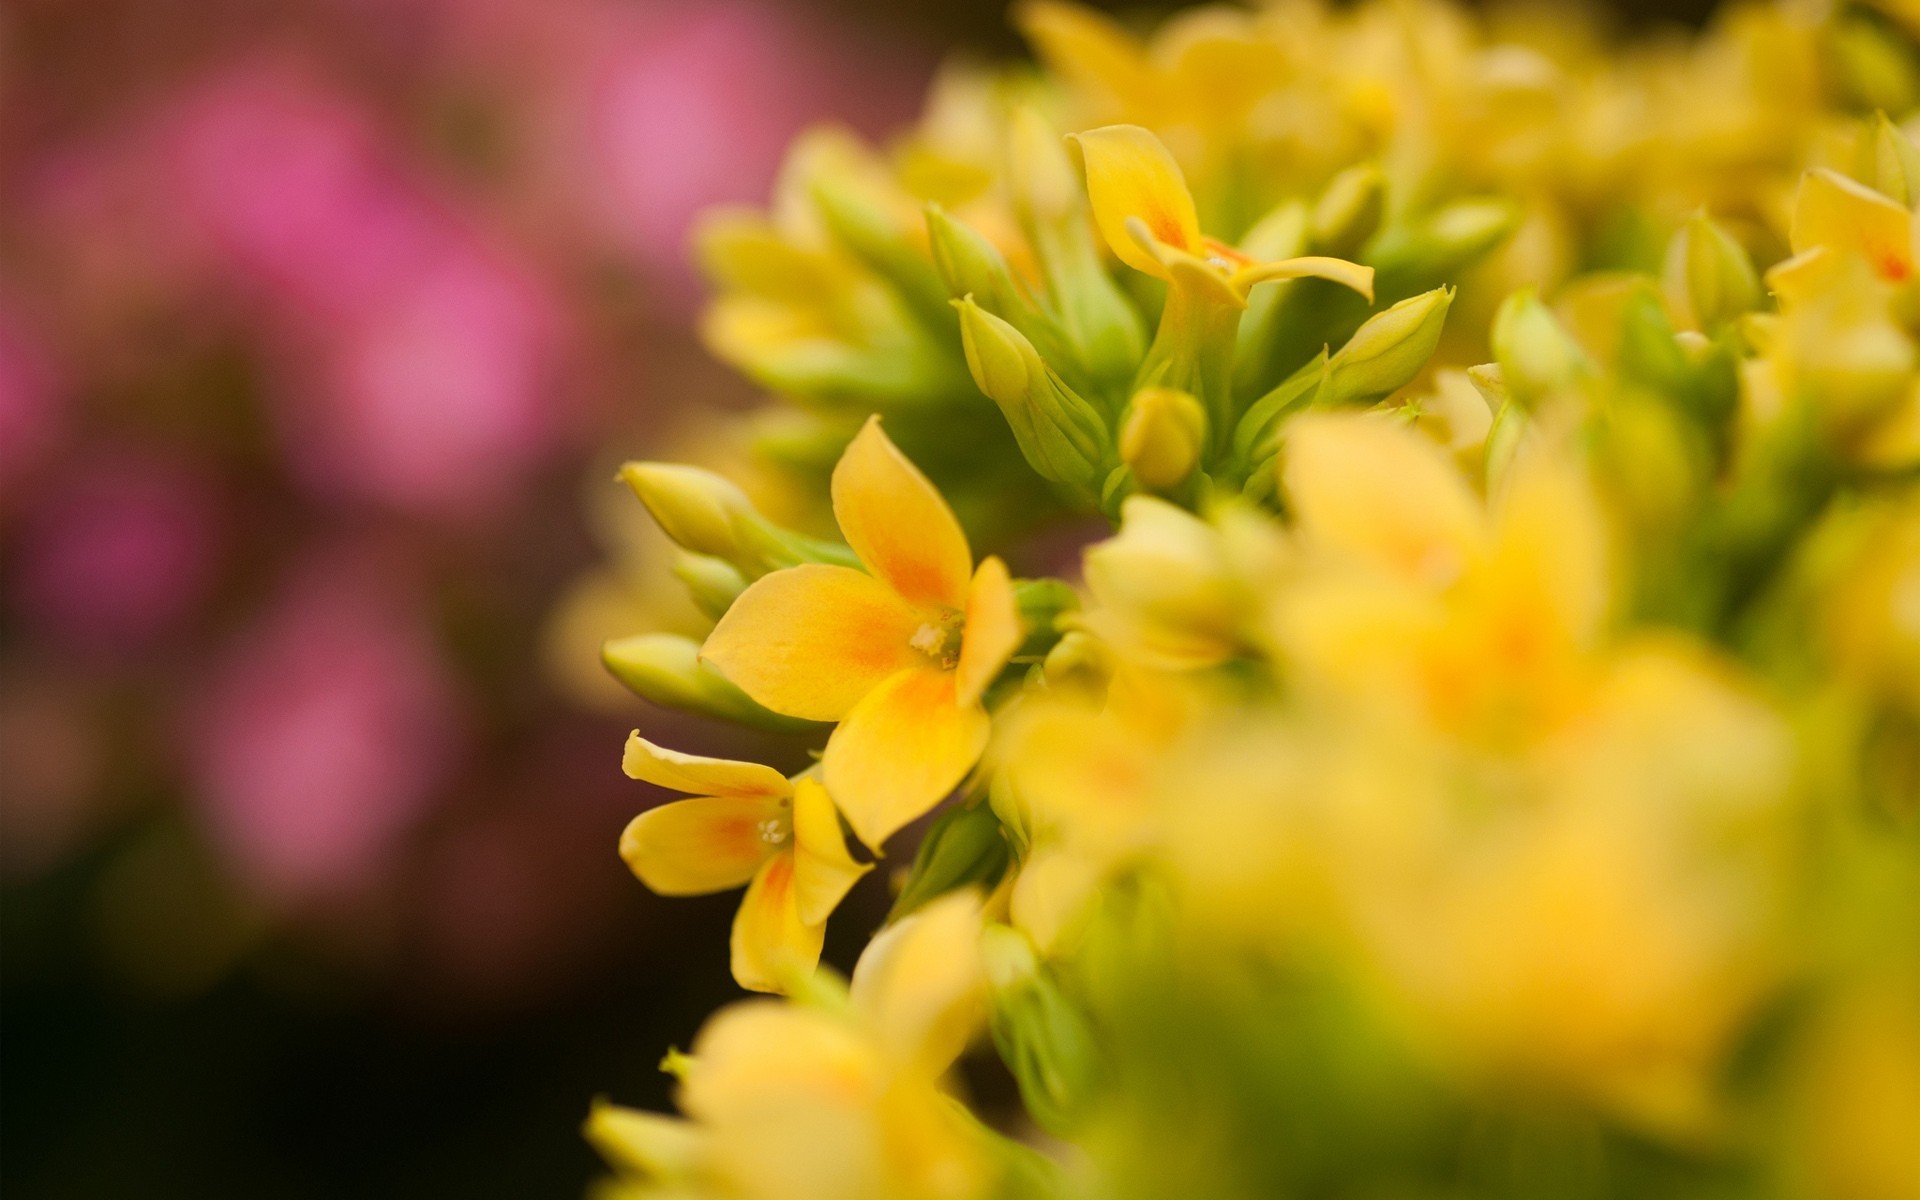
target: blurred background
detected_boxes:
[0,0,1715,1196]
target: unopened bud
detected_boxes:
[1041,629,1112,694]
[1491,288,1591,403]
[956,296,1111,497]
[601,633,818,732]
[1312,163,1386,257]
[1663,211,1761,331]
[619,462,855,578]
[982,923,1100,1135]
[1119,386,1207,490]
[1370,197,1519,292]
[1008,106,1079,226]
[619,463,758,562]
[671,553,747,621]
[1865,110,1920,208]
[927,204,1030,317]
[1013,578,1080,652]
[888,802,1011,921]
[810,173,952,330]
[1319,286,1454,407]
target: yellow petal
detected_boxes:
[730,853,826,994]
[791,778,870,926]
[1232,255,1376,303]
[619,795,785,896]
[831,418,973,612]
[1790,168,1915,281]
[823,668,991,850]
[1283,413,1487,589]
[682,1000,882,1119]
[850,890,987,1076]
[583,1099,704,1181]
[622,732,793,799]
[702,564,929,722]
[1068,124,1202,278]
[955,556,1021,707]
[1016,1,1160,114]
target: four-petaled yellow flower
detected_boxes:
[701,418,1023,851]
[620,734,869,994]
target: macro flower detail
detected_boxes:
[1069,123,1375,306]
[700,418,1021,851]
[620,734,868,994]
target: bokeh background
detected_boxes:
[0,0,1717,1196]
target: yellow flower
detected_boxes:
[1768,167,1918,303]
[587,892,993,1200]
[620,734,869,994]
[1067,124,1375,308]
[702,419,1022,850]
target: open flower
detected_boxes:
[587,891,993,1200]
[1067,124,1375,307]
[702,419,1021,851]
[620,734,869,994]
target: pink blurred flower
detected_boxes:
[278,244,563,518]
[186,551,459,905]
[10,455,222,656]
[0,307,62,501]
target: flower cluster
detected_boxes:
[590,2,1920,1197]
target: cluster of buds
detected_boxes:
[580,4,1920,1200]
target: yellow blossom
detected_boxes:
[620,735,868,994]
[702,419,1022,850]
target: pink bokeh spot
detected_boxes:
[11,456,221,655]
[0,308,62,499]
[188,556,459,905]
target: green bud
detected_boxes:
[983,924,1101,1135]
[671,553,747,621]
[1491,288,1591,404]
[1231,348,1329,470]
[956,296,1111,499]
[1828,13,1920,117]
[809,174,953,332]
[1318,286,1454,407]
[1865,110,1920,208]
[888,802,1010,921]
[1013,578,1080,654]
[1370,197,1519,293]
[601,633,819,732]
[1466,362,1509,411]
[1311,163,1386,258]
[1483,397,1531,494]
[927,203,1032,320]
[1663,211,1760,331]
[1040,629,1112,696]
[1119,386,1207,490]
[618,462,857,578]
[1238,199,1310,262]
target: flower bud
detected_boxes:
[1370,197,1519,293]
[619,463,758,562]
[1119,386,1207,490]
[1865,110,1920,208]
[1491,288,1591,403]
[888,802,1011,921]
[1311,163,1386,258]
[1008,105,1079,227]
[671,553,747,621]
[619,462,856,578]
[1318,286,1454,407]
[956,296,1111,498]
[601,633,818,732]
[982,923,1100,1135]
[927,203,1030,318]
[1663,211,1761,331]
[809,173,952,331]
[1014,577,1080,654]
